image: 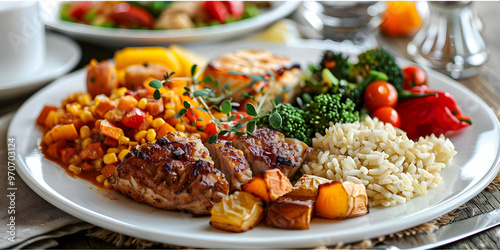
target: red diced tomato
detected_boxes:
[69,1,91,20]
[60,147,79,165]
[109,3,154,29]
[223,1,244,19]
[122,107,148,129]
[79,142,106,160]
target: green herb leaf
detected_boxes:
[235,132,245,137]
[153,90,161,100]
[149,80,162,89]
[183,101,191,109]
[196,118,203,121]
[269,113,282,129]
[221,100,232,114]
[191,121,196,126]
[228,114,236,122]
[275,95,283,104]
[195,106,208,112]
[245,103,258,117]
[233,122,246,130]
[246,120,256,133]
[208,134,218,144]
[174,109,187,119]
[191,64,197,76]
[201,76,219,88]
[219,130,229,135]
[193,89,210,97]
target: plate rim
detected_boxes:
[9,41,500,248]
[41,2,300,44]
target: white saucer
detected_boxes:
[0,33,81,100]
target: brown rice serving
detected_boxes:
[301,117,457,207]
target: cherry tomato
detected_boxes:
[223,1,244,19]
[402,65,428,90]
[109,3,154,29]
[204,1,229,23]
[122,108,147,129]
[371,106,401,128]
[69,1,91,20]
[363,80,398,112]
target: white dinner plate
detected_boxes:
[40,1,300,47]
[9,42,500,248]
[0,33,81,100]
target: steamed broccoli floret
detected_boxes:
[320,50,353,81]
[306,93,359,136]
[350,48,404,91]
[257,103,313,145]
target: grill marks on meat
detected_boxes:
[110,133,229,215]
[205,140,252,192]
[234,128,312,178]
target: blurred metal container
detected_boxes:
[407,1,487,79]
[294,1,385,50]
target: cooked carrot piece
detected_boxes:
[315,182,349,219]
[60,147,78,165]
[95,99,117,118]
[146,97,164,116]
[51,124,79,141]
[156,122,176,139]
[79,142,106,160]
[99,119,124,140]
[101,164,117,178]
[46,140,67,159]
[117,95,138,112]
[243,168,293,203]
[37,105,58,126]
[103,136,118,147]
[80,162,94,172]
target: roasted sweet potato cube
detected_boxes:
[210,191,265,233]
[265,195,314,230]
[289,175,332,198]
[242,168,293,203]
[315,182,349,219]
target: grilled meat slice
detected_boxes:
[205,140,252,192]
[203,49,302,111]
[234,128,312,178]
[110,132,229,215]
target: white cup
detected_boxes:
[0,1,45,83]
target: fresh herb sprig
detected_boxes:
[149,64,284,144]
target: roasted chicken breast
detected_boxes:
[110,132,229,215]
[203,50,302,111]
[205,140,252,192]
[234,128,311,178]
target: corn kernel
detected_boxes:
[152,118,166,129]
[165,103,175,110]
[129,141,138,147]
[80,125,91,139]
[213,112,227,120]
[114,87,128,98]
[175,123,185,132]
[164,109,176,119]
[43,131,53,145]
[118,149,130,161]
[107,147,120,154]
[66,103,83,116]
[103,153,118,165]
[138,98,148,110]
[81,138,92,150]
[92,158,103,171]
[78,93,92,106]
[69,164,82,175]
[139,138,146,144]
[173,96,181,112]
[80,110,94,123]
[118,135,130,145]
[103,179,112,189]
[146,129,156,142]
[134,130,147,141]
[69,155,82,166]
[96,174,106,183]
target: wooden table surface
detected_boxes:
[3,1,500,249]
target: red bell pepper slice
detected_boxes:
[204,1,230,23]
